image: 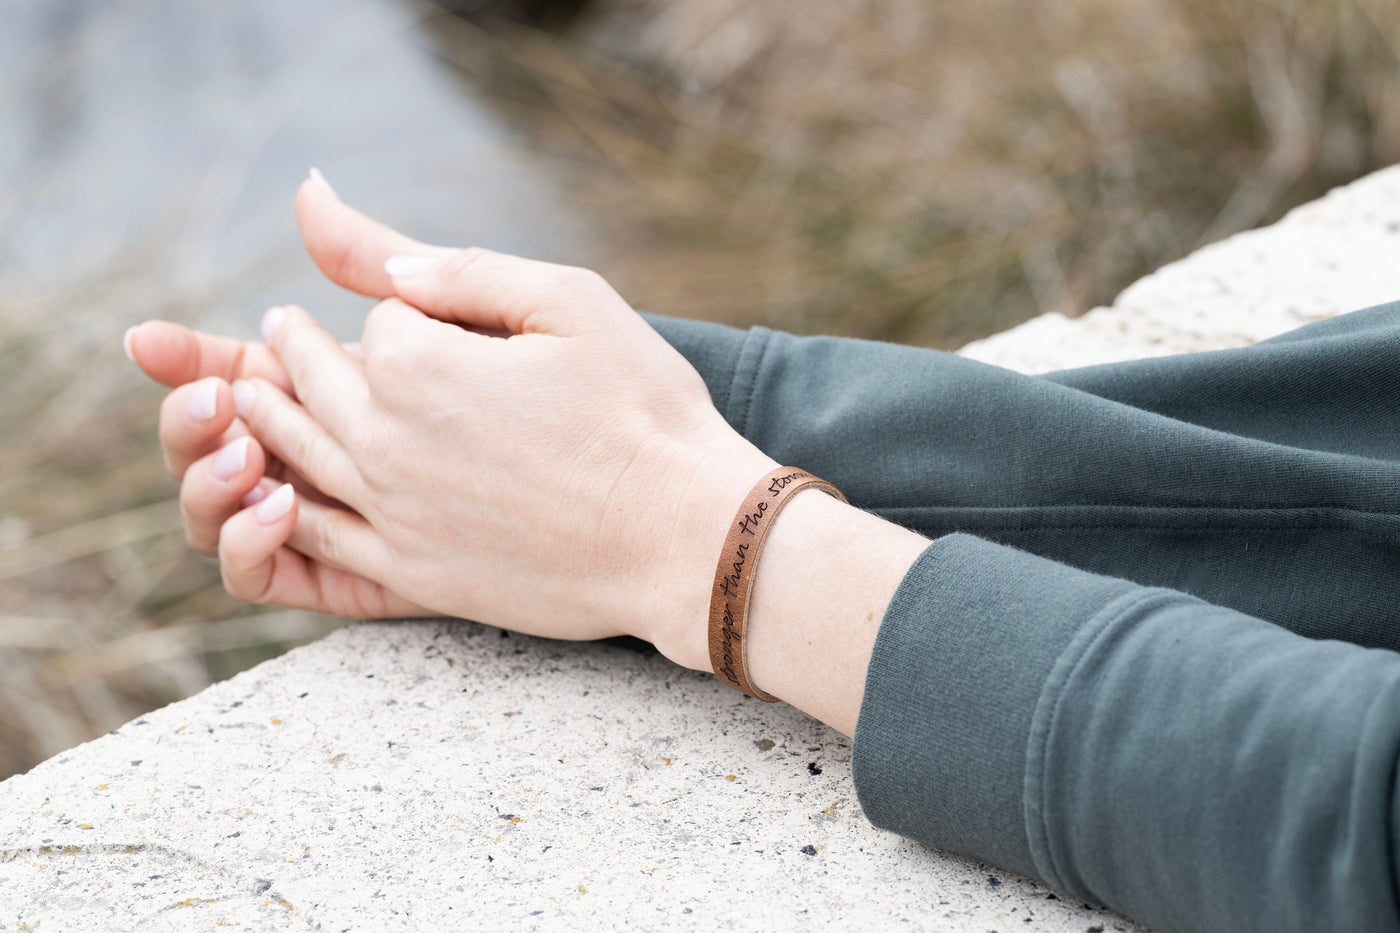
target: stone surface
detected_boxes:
[0,624,1123,931]
[7,166,1400,931]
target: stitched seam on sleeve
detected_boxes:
[728,327,772,437]
[1025,588,1179,899]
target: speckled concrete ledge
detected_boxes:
[5,166,1400,932]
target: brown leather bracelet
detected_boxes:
[708,467,849,701]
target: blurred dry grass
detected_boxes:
[440,0,1400,344]
[3,0,1399,779]
[0,264,344,779]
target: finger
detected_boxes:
[158,377,239,477]
[179,435,267,554]
[232,377,364,508]
[260,305,369,443]
[220,484,428,618]
[126,320,294,392]
[295,173,454,301]
[294,174,510,338]
[218,482,299,604]
[287,494,388,578]
[382,247,629,337]
[359,299,481,401]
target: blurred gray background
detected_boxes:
[2,0,1397,779]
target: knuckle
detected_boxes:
[288,430,328,483]
[443,246,488,281]
[313,515,341,567]
[183,524,204,553]
[218,562,247,600]
[177,486,214,553]
[553,265,608,298]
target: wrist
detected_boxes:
[743,491,929,733]
[642,439,779,673]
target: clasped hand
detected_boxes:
[127,179,777,673]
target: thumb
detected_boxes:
[382,247,629,337]
[295,169,454,302]
[297,170,622,337]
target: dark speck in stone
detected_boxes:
[531,910,543,915]
[807,762,822,776]
[1045,893,1058,900]
[800,845,818,856]
[253,880,272,896]
[372,784,383,793]
[500,813,517,820]
[988,876,1001,886]
[299,692,309,699]
[501,630,510,638]
[487,855,494,862]
[149,875,163,880]
[755,739,775,752]
[590,787,604,792]
[1086,927,1104,933]
[365,673,374,678]
[231,701,242,708]
[134,720,147,726]
[683,908,693,914]
[227,831,241,838]
[130,760,142,767]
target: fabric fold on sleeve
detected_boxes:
[856,532,1400,933]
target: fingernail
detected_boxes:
[122,325,139,362]
[211,436,251,480]
[186,379,219,422]
[255,483,295,525]
[241,485,268,507]
[232,379,256,419]
[385,255,437,278]
[308,166,339,201]
[260,305,287,343]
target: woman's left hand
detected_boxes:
[229,251,776,670]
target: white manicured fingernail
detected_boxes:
[211,436,250,480]
[308,166,339,201]
[232,379,256,419]
[260,306,287,343]
[186,379,219,422]
[241,485,268,507]
[122,326,139,362]
[255,483,295,525]
[384,255,436,278]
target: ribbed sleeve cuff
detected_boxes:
[851,532,1136,880]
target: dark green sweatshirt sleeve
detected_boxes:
[640,306,1400,932]
[859,534,1400,932]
